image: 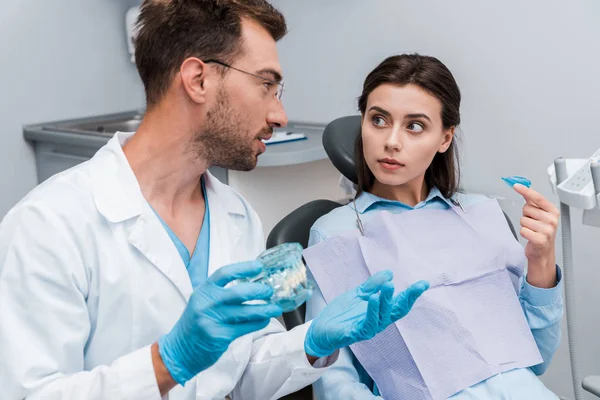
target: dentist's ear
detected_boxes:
[180,58,210,105]
[438,127,455,153]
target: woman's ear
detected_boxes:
[438,127,455,153]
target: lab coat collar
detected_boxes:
[90,132,246,222]
[90,132,143,223]
[205,176,244,278]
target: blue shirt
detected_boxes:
[306,188,563,400]
[152,179,210,289]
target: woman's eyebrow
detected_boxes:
[405,113,432,122]
[368,106,392,118]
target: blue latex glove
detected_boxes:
[158,261,283,385]
[305,270,429,358]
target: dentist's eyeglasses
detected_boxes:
[203,59,285,101]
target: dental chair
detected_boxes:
[266,115,518,400]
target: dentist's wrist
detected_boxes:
[151,342,177,396]
[157,334,193,386]
[305,353,319,365]
[304,325,333,358]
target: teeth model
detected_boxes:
[230,243,314,312]
[268,259,308,299]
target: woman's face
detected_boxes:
[361,83,454,190]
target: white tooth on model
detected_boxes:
[272,259,309,300]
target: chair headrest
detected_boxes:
[322,115,362,185]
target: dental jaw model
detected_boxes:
[234,243,314,313]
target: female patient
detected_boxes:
[306,54,563,399]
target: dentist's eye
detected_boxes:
[372,116,387,127]
[407,122,424,133]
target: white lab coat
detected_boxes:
[0,132,334,400]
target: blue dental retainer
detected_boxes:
[246,243,314,313]
[502,176,532,188]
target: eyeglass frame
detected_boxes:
[203,59,285,101]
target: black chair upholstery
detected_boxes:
[266,199,342,329]
[265,200,342,400]
[267,199,343,249]
[322,115,362,185]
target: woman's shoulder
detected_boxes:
[452,191,491,207]
[309,202,359,242]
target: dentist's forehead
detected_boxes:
[237,17,283,80]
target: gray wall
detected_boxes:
[0,0,144,217]
[270,0,600,399]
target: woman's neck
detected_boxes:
[370,178,429,207]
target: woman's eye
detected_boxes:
[407,122,424,133]
[372,116,387,127]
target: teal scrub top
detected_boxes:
[151,178,210,289]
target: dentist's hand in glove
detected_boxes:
[304,270,429,358]
[153,261,283,394]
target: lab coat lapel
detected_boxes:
[205,174,243,279]
[128,210,193,302]
[90,132,193,302]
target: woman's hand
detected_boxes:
[513,184,560,288]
